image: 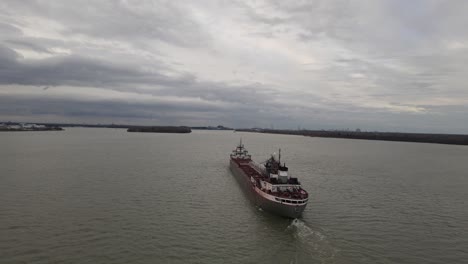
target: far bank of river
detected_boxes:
[236,129,468,146]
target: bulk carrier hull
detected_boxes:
[230,159,307,219]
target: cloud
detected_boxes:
[0,45,182,87]
[0,0,468,132]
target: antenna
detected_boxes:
[278,148,281,164]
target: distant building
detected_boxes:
[21,123,33,129]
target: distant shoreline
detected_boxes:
[0,127,63,132]
[127,126,191,133]
[0,122,232,130]
[3,121,467,145]
[0,122,64,132]
[236,129,468,146]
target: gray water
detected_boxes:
[1,128,467,263]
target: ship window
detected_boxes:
[281,199,285,203]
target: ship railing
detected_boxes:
[269,183,302,188]
[274,197,308,205]
[274,192,308,200]
[268,188,308,199]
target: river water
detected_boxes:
[1,128,467,263]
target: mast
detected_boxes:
[278,148,281,164]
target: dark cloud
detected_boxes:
[0,44,187,88]
[0,44,18,61]
[4,39,52,54]
[0,93,288,128]
[0,22,22,36]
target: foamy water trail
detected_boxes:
[287,219,338,263]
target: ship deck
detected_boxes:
[231,157,308,200]
[232,158,264,179]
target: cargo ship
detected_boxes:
[229,140,308,218]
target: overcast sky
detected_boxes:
[1,0,468,132]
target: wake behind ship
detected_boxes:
[229,140,308,218]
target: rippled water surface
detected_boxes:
[1,128,467,263]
